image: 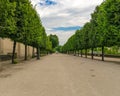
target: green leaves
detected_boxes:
[0,0,51,49]
[0,0,16,38]
[46,36,52,51]
[62,0,120,53]
[49,34,59,49]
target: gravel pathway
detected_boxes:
[0,54,120,96]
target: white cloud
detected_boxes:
[30,0,103,45]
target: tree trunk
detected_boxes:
[37,47,40,60]
[102,45,104,61]
[81,49,83,57]
[91,47,94,59]
[78,50,79,56]
[32,47,35,57]
[12,41,16,64]
[76,50,77,56]
[85,48,87,58]
[73,51,74,55]
[67,51,68,54]
[46,51,49,55]
[24,44,27,60]
[74,50,76,56]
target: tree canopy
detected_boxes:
[62,0,120,60]
[49,34,59,49]
[0,0,53,63]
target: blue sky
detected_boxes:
[31,0,103,45]
[52,26,81,31]
[39,0,57,6]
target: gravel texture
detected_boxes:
[0,54,120,96]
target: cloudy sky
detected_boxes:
[31,0,103,45]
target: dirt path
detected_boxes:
[0,54,120,96]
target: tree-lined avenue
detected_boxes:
[0,54,120,96]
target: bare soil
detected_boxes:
[0,54,120,96]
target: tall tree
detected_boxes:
[0,0,17,63]
[49,34,59,49]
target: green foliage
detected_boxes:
[13,59,18,64]
[55,46,62,52]
[46,36,52,51]
[0,0,52,62]
[49,34,59,49]
[0,0,16,38]
[62,0,120,55]
[0,0,50,49]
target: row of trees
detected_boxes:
[39,34,59,55]
[49,34,59,49]
[62,0,120,61]
[0,0,54,63]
